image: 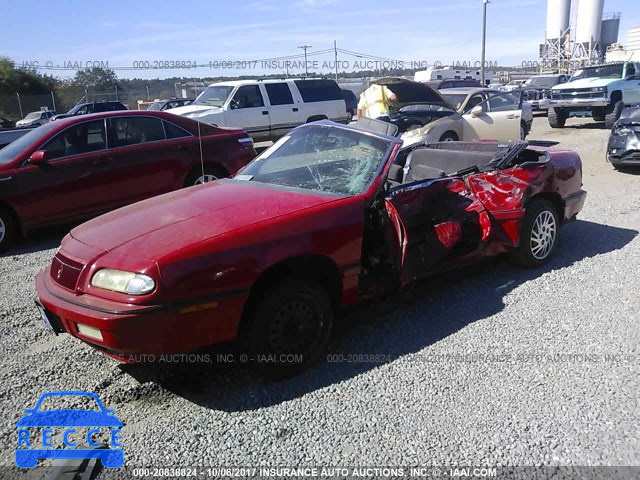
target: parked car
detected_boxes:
[146,98,194,111]
[423,79,482,90]
[371,77,527,147]
[440,87,533,139]
[341,88,358,122]
[35,120,587,377]
[0,110,256,251]
[500,79,528,92]
[16,110,57,127]
[542,62,640,129]
[0,117,15,129]
[51,101,127,121]
[607,104,640,169]
[170,78,348,141]
[521,74,570,111]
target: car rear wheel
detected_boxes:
[509,199,559,268]
[241,279,333,378]
[548,108,567,128]
[184,165,227,187]
[0,207,17,253]
[439,131,459,142]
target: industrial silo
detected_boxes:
[546,0,571,40]
[575,0,605,49]
[600,13,621,51]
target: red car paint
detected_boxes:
[0,110,255,235]
[35,124,587,361]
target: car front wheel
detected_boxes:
[184,165,227,187]
[0,207,17,253]
[510,199,559,267]
[241,280,333,378]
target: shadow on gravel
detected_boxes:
[122,219,637,412]
[0,224,71,257]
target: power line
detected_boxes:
[297,45,313,75]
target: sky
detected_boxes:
[3,0,639,80]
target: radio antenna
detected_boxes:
[198,119,205,182]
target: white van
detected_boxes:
[170,78,348,141]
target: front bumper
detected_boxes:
[607,128,640,166]
[542,96,610,109]
[35,269,246,360]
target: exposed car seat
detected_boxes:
[403,148,494,182]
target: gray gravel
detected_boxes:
[0,115,638,474]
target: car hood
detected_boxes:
[70,180,340,256]
[374,77,453,109]
[552,77,619,90]
[617,106,640,125]
[169,104,223,117]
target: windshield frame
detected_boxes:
[0,122,58,166]
[235,122,399,197]
[193,85,235,107]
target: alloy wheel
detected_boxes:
[530,210,557,260]
[194,174,218,185]
[0,217,5,244]
[268,296,321,355]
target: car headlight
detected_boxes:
[590,87,607,93]
[91,269,155,295]
[614,126,633,135]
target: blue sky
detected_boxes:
[4,0,639,79]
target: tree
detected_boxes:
[73,67,118,91]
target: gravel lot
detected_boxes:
[0,115,638,477]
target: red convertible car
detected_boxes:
[35,120,587,376]
[0,110,256,251]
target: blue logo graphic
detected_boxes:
[15,391,123,468]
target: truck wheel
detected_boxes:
[509,199,559,268]
[0,207,17,253]
[605,101,624,129]
[548,108,567,128]
[592,107,605,122]
[241,279,333,378]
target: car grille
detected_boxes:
[50,253,84,291]
[551,88,604,100]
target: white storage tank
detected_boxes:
[575,0,605,46]
[600,13,621,50]
[546,0,571,40]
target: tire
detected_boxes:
[0,206,17,253]
[184,164,227,187]
[439,131,459,142]
[605,100,624,129]
[346,110,354,123]
[548,108,567,128]
[509,199,560,268]
[241,279,333,378]
[592,107,605,122]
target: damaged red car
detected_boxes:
[35,120,587,375]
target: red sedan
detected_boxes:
[35,121,586,376]
[0,111,256,251]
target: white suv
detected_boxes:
[171,78,348,141]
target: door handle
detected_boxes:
[506,114,520,120]
[177,143,192,150]
[292,107,299,112]
[262,111,269,115]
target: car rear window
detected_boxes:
[294,80,342,103]
[163,120,192,139]
[265,83,294,105]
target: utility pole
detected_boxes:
[298,44,312,76]
[481,0,490,86]
[334,40,339,81]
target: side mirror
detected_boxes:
[470,105,483,117]
[29,150,48,164]
[229,99,239,110]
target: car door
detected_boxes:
[14,119,111,225]
[384,178,488,284]
[264,82,300,138]
[94,116,185,207]
[461,92,521,141]
[622,63,640,104]
[223,84,270,140]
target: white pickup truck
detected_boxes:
[543,62,640,129]
[171,78,348,141]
